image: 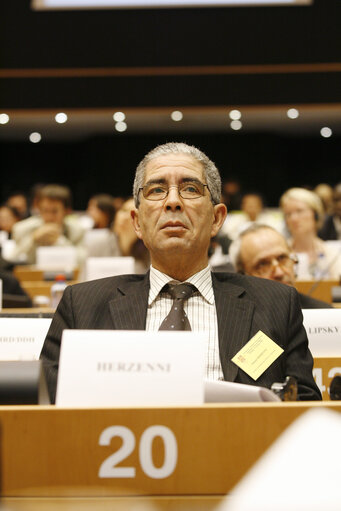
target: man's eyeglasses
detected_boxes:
[252,253,298,276]
[139,181,209,201]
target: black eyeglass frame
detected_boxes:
[138,181,210,201]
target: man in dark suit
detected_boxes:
[229,223,333,309]
[41,142,321,403]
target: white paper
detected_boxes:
[303,309,341,357]
[84,256,135,281]
[0,318,52,360]
[218,409,341,511]
[204,379,280,403]
[56,329,205,407]
[36,246,77,271]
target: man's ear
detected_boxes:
[131,208,143,240]
[211,203,227,238]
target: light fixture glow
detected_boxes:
[229,109,241,120]
[171,110,183,122]
[230,120,242,131]
[55,112,68,124]
[0,113,10,125]
[320,127,332,138]
[287,108,299,119]
[113,112,126,122]
[115,121,127,132]
[29,132,42,143]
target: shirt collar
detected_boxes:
[148,265,214,305]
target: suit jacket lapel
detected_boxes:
[108,273,150,330]
[212,273,255,382]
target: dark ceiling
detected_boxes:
[1,0,341,207]
[1,0,341,110]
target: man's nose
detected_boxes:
[271,260,285,280]
[164,185,183,210]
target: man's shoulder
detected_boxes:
[298,292,332,309]
[212,270,291,290]
[69,272,148,295]
[212,271,294,299]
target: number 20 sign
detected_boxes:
[98,425,178,479]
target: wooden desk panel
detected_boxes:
[21,281,78,298]
[0,403,340,498]
[1,496,226,511]
[14,266,79,282]
[294,280,339,303]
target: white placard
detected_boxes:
[0,230,9,246]
[1,239,18,261]
[36,246,77,271]
[303,309,341,357]
[0,318,52,360]
[56,329,205,407]
[85,256,135,281]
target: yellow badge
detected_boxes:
[231,330,284,381]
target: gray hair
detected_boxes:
[229,223,288,273]
[133,142,222,207]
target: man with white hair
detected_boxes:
[229,223,332,309]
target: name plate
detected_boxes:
[36,246,77,271]
[303,309,341,357]
[56,330,205,407]
[85,256,135,281]
[0,318,52,360]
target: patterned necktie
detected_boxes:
[159,283,196,331]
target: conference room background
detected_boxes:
[1,0,341,210]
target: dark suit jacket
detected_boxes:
[298,292,332,309]
[41,271,321,403]
[318,215,338,241]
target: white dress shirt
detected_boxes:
[146,265,224,380]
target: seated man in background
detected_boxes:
[229,223,332,309]
[41,142,321,403]
[12,184,85,264]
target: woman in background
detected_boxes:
[280,187,341,280]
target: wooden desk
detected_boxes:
[0,402,340,498]
[21,281,78,299]
[0,496,225,511]
[14,266,79,282]
[294,280,339,303]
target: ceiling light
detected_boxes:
[55,112,68,124]
[0,113,10,124]
[115,121,127,132]
[229,110,241,120]
[230,120,242,131]
[320,127,332,138]
[287,108,299,119]
[29,132,42,143]
[171,111,183,122]
[113,112,125,122]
